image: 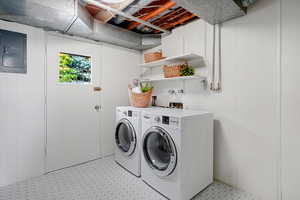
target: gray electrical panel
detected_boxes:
[0,29,27,74]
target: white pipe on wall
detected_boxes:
[210,23,221,91]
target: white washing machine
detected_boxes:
[115,106,146,177]
[141,108,213,200]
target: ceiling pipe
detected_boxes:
[80,0,171,34]
[114,0,154,24]
[136,6,180,32]
[126,0,176,30]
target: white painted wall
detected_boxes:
[0,21,46,186]
[0,21,140,186]
[100,44,141,156]
[143,0,280,199]
[281,1,300,200]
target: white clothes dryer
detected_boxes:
[141,108,213,200]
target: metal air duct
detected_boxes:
[0,0,161,50]
[173,0,255,25]
[0,0,76,31]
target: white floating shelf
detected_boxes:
[140,53,203,68]
[141,75,206,82]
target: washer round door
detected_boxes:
[142,126,177,177]
[115,119,137,156]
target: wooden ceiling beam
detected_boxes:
[126,0,176,30]
[154,10,189,26]
[86,4,101,16]
[154,13,195,33]
[151,7,185,25]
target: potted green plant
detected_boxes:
[140,82,153,93]
[180,64,195,76]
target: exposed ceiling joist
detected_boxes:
[81,0,171,34]
[126,0,176,30]
[151,7,185,25]
[153,10,188,28]
[154,12,195,33]
[84,0,199,34]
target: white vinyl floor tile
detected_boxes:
[0,156,257,200]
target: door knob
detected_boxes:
[94,105,101,111]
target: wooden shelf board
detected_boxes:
[141,53,203,68]
[141,75,206,82]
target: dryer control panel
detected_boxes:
[161,116,179,126]
[162,116,169,124]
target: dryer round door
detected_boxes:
[115,119,137,156]
[142,126,177,177]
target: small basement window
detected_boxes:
[59,53,91,83]
[0,29,27,74]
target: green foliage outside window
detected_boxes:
[59,53,91,83]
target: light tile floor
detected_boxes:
[0,156,257,200]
